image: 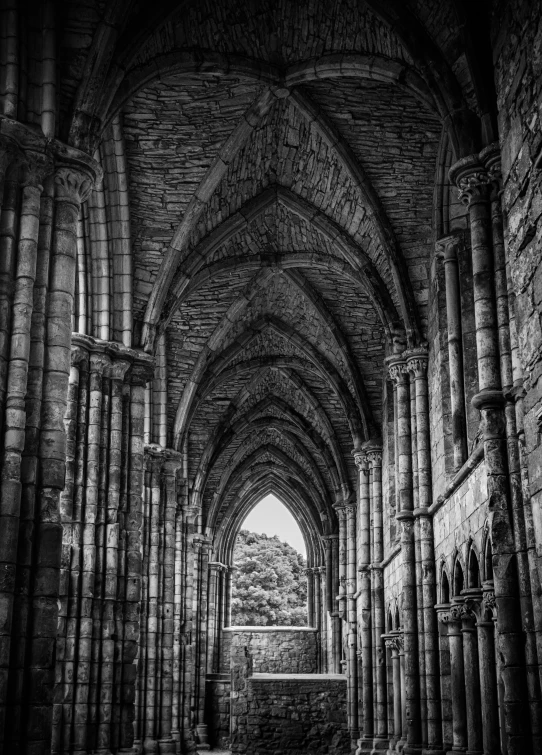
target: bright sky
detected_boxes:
[240,494,307,558]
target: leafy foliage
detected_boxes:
[231,529,307,626]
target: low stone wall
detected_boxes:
[232,673,349,755]
[221,625,318,673]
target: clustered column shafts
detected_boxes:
[50,333,153,755]
[450,150,539,755]
[354,451,372,748]
[406,347,443,755]
[367,445,386,745]
[0,123,101,755]
[345,499,359,740]
[388,355,421,755]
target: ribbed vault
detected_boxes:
[58,0,494,576]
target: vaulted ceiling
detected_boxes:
[59,0,495,555]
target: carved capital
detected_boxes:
[435,233,462,262]
[387,356,408,385]
[365,441,383,466]
[89,350,111,375]
[352,450,367,471]
[107,358,131,382]
[54,163,95,205]
[405,345,429,377]
[449,154,490,206]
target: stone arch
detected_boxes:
[173,315,366,449]
[164,184,400,333]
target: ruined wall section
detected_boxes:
[492,0,542,567]
[221,627,318,674]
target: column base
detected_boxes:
[143,738,159,754]
[403,747,423,755]
[356,738,375,755]
[372,737,391,753]
[422,749,446,755]
[158,738,177,754]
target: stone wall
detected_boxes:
[221,626,319,674]
[231,673,349,755]
[493,0,542,569]
[432,460,488,583]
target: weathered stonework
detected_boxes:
[1,2,542,754]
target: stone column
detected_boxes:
[384,634,403,745]
[367,444,387,745]
[98,356,130,755]
[336,503,347,620]
[0,150,52,746]
[30,154,98,755]
[461,593,483,755]
[306,567,315,626]
[314,566,324,671]
[354,450,372,749]
[388,355,420,754]
[450,154,529,755]
[435,234,467,469]
[439,604,467,755]
[406,347,443,755]
[119,358,154,753]
[160,452,183,755]
[435,604,452,752]
[345,500,359,741]
[477,585,500,755]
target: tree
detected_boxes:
[231,530,307,626]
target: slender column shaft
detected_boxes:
[160,453,182,754]
[389,357,419,752]
[368,447,386,741]
[476,591,500,755]
[171,504,183,746]
[346,503,359,740]
[407,348,442,753]
[461,607,483,755]
[435,236,467,468]
[444,606,468,752]
[355,451,370,739]
[120,362,153,751]
[306,568,315,626]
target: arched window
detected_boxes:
[485,538,494,581]
[453,559,464,597]
[394,605,401,630]
[441,569,450,603]
[468,547,480,588]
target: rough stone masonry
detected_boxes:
[0,2,541,755]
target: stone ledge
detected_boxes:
[223,625,318,633]
[250,673,345,681]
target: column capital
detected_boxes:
[449,153,490,206]
[107,358,131,382]
[404,345,429,377]
[364,440,383,465]
[386,355,408,384]
[352,449,367,470]
[435,232,463,261]
[53,142,102,204]
[0,134,21,173]
[480,142,502,191]
[89,349,111,375]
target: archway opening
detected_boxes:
[231,494,308,626]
